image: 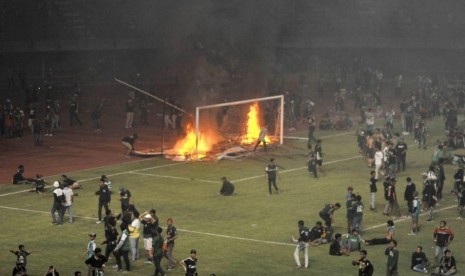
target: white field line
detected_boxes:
[234,155,361,183]
[0,202,459,248]
[129,172,218,183]
[284,131,354,140]
[0,162,186,197]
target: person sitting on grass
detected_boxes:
[433,249,456,275]
[364,220,395,246]
[329,233,350,256]
[12,165,35,184]
[411,245,429,273]
[310,222,333,246]
[346,229,365,252]
[62,174,82,189]
[218,177,235,196]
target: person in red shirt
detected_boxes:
[433,220,454,267]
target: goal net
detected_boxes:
[193,95,284,158]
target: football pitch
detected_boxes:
[1,116,464,276]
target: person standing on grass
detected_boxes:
[307,116,317,143]
[85,233,97,260]
[352,249,374,276]
[374,147,384,180]
[121,133,138,156]
[265,158,280,196]
[9,244,31,272]
[84,247,107,276]
[96,179,111,224]
[433,220,455,267]
[180,249,198,276]
[51,181,64,225]
[369,171,377,211]
[103,222,118,262]
[164,218,178,270]
[152,227,166,276]
[119,188,132,213]
[404,177,416,215]
[291,220,310,269]
[408,192,421,236]
[113,224,131,272]
[319,203,341,228]
[385,240,399,276]
[314,139,324,173]
[62,183,74,223]
[140,211,156,264]
[128,210,141,261]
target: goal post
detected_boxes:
[195,95,284,159]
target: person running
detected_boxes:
[180,249,198,276]
[265,158,280,196]
[291,220,310,269]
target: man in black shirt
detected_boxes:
[84,247,107,276]
[121,133,138,156]
[352,249,374,276]
[395,137,408,172]
[12,165,35,184]
[218,177,235,196]
[319,203,341,228]
[96,179,111,224]
[265,158,280,196]
[292,220,310,269]
[119,188,132,212]
[404,177,416,215]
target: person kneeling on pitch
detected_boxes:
[218,177,235,196]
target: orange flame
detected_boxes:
[173,124,211,159]
[241,102,270,144]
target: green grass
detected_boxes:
[1,116,465,276]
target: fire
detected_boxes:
[241,102,270,144]
[173,124,212,159]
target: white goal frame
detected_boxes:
[195,95,284,159]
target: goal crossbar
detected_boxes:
[195,95,284,159]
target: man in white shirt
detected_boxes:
[62,183,74,223]
[374,147,384,180]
